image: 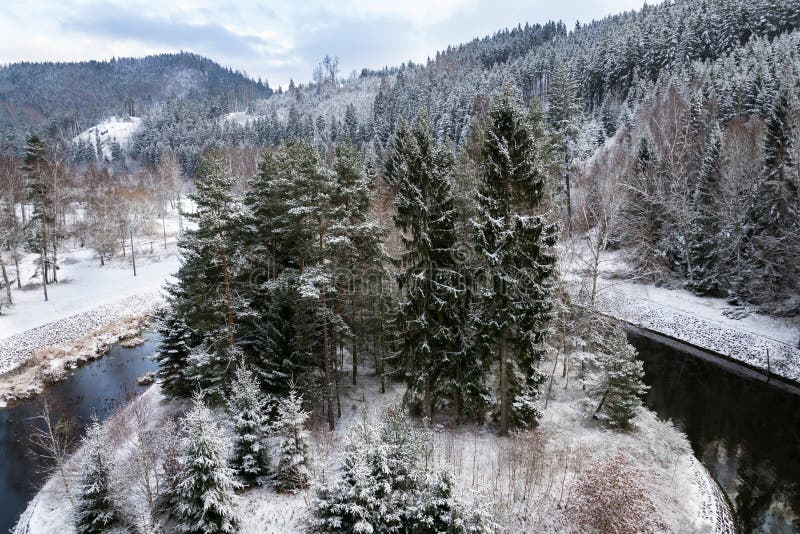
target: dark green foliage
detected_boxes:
[688,126,725,296]
[474,87,558,433]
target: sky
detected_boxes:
[0,0,647,90]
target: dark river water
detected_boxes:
[1,332,799,533]
[629,333,800,534]
[0,334,159,534]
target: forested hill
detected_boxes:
[0,52,271,150]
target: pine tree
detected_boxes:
[228,365,271,486]
[237,151,296,394]
[386,109,474,419]
[161,149,241,399]
[687,126,725,296]
[474,87,558,434]
[589,327,649,428]
[275,386,312,492]
[74,416,122,534]
[175,397,241,534]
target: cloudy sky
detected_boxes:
[0,0,646,89]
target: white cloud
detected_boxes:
[0,0,649,89]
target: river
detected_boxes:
[629,333,800,534]
[1,332,799,533]
[0,334,159,534]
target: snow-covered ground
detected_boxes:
[0,238,178,379]
[563,240,800,384]
[14,362,733,533]
[72,116,142,160]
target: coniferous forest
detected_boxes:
[1,0,800,533]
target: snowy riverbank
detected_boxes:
[562,240,800,386]
[593,282,800,385]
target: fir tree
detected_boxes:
[154,307,195,398]
[589,327,649,428]
[275,386,312,492]
[386,109,475,419]
[175,396,241,534]
[74,416,122,534]
[687,126,725,296]
[228,365,271,486]
[474,87,558,434]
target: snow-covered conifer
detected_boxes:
[687,126,725,296]
[174,396,241,534]
[474,86,558,434]
[74,416,122,534]
[588,327,649,428]
[274,386,312,492]
[228,364,271,485]
[154,307,194,398]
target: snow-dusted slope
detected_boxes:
[73,116,142,160]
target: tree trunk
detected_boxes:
[320,230,335,431]
[499,336,509,435]
[378,289,386,394]
[564,164,572,237]
[51,238,58,283]
[351,299,358,385]
[14,256,21,289]
[322,288,335,431]
[130,228,137,277]
[40,217,48,302]
[424,370,432,421]
[0,254,12,307]
[218,231,235,350]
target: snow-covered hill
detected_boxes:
[73,116,142,160]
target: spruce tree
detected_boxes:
[687,126,725,296]
[228,365,271,486]
[547,65,582,235]
[274,386,312,492]
[175,397,241,534]
[386,109,472,420]
[74,416,122,534]
[474,87,558,434]
[589,327,649,428]
[161,149,241,399]
[154,307,195,398]
[743,88,798,306]
[22,133,53,301]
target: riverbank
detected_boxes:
[561,240,800,386]
[0,308,159,406]
[594,284,800,386]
